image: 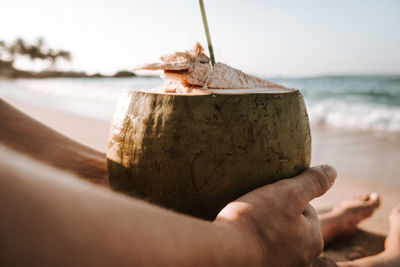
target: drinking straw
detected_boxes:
[198,0,215,65]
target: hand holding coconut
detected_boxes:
[215,165,337,266]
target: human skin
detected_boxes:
[0,144,337,266]
[312,204,400,267]
[337,205,400,267]
[320,193,380,245]
[0,99,107,185]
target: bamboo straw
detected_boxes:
[198,0,215,65]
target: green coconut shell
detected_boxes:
[107,88,311,220]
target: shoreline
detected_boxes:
[2,96,399,235]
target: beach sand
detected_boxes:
[2,96,399,262]
[2,97,110,153]
[311,127,400,235]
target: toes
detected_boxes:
[339,193,380,218]
[350,195,363,201]
[366,192,380,208]
[389,204,400,227]
[358,193,380,218]
[346,193,378,204]
[390,204,400,217]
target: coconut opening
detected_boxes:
[138,87,297,96]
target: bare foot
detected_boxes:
[383,204,400,258]
[319,193,380,245]
[338,204,400,267]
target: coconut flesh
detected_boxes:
[107,44,311,220]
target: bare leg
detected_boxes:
[319,193,380,245]
[337,204,400,267]
[0,99,108,185]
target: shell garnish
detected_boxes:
[135,43,286,93]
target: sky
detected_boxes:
[2,0,400,76]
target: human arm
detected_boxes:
[0,145,336,266]
[0,99,107,184]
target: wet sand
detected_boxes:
[3,96,400,236]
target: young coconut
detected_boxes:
[107,44,311,220]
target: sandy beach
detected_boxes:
[3,96,400,237]
[2,97,110,153]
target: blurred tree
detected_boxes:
[0,37,71,69]
[48,49,71,69]
[0,40,8,60]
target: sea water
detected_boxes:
[274,75,400,135]
[0,75,399,136]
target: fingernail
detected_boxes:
[320,165,337,184]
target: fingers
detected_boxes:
[283,165,337,212]
[297,165,336,204]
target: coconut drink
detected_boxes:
[107,44,311,220]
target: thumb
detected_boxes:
[283,165,337,212]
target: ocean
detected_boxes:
[1,76,399,137]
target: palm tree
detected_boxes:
[1,37,72,69]
[48,49,71,69]
[0,40,6,60]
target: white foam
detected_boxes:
[308,100,400,134]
